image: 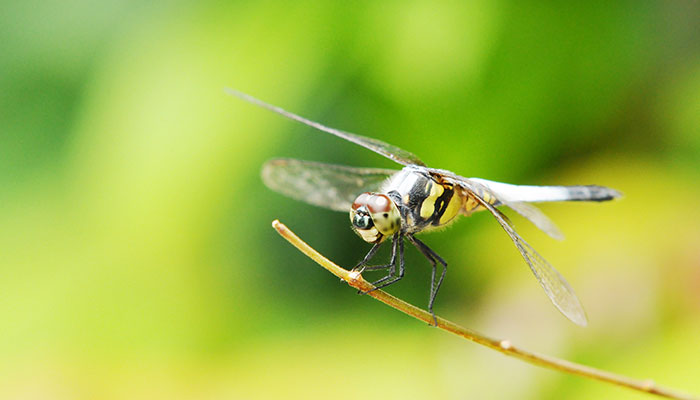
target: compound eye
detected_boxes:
[352,210,373,230]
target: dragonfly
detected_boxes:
[227,88,621,326]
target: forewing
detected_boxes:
[261,158,397,212]
[227,88,425,166]
[463,182,588,326]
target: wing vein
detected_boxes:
[227,88,425,166]
[262,158,397,212]
[464,182,588,326]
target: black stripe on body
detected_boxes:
[463,183,500,214]
[430,184,455,226]
[407,181,432,228]
[389,170,438,232]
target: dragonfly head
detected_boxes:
[350,192,401,243]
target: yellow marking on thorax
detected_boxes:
[438,188,464,225]
[419,181,444,219]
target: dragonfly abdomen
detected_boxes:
[462,185,500,215]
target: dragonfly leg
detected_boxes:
[361,238,398,273]
[352,241,385,273]
[409,236,447,326]
[354,234,401,295]
[365,236,405,292]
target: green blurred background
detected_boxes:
[1,1,699,399]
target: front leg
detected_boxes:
[366,236,399,287]
[367,238,406,293]
[366,236,405,292]
[353,234,405,294]
[352,241,384,273]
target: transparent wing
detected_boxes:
[226,88,426,166]
[502,201,564,240]
[461,181,588,326]
[465,176,621,240]
[261,158,397,212]
[429,169,564,240]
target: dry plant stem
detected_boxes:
[272,220,698,400]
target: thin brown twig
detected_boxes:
[272,219,698,400]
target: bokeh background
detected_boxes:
[2,1,699,399]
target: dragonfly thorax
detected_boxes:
[350,192,401,243]
[381,166,466,234]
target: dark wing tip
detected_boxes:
[587,185,623,201]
